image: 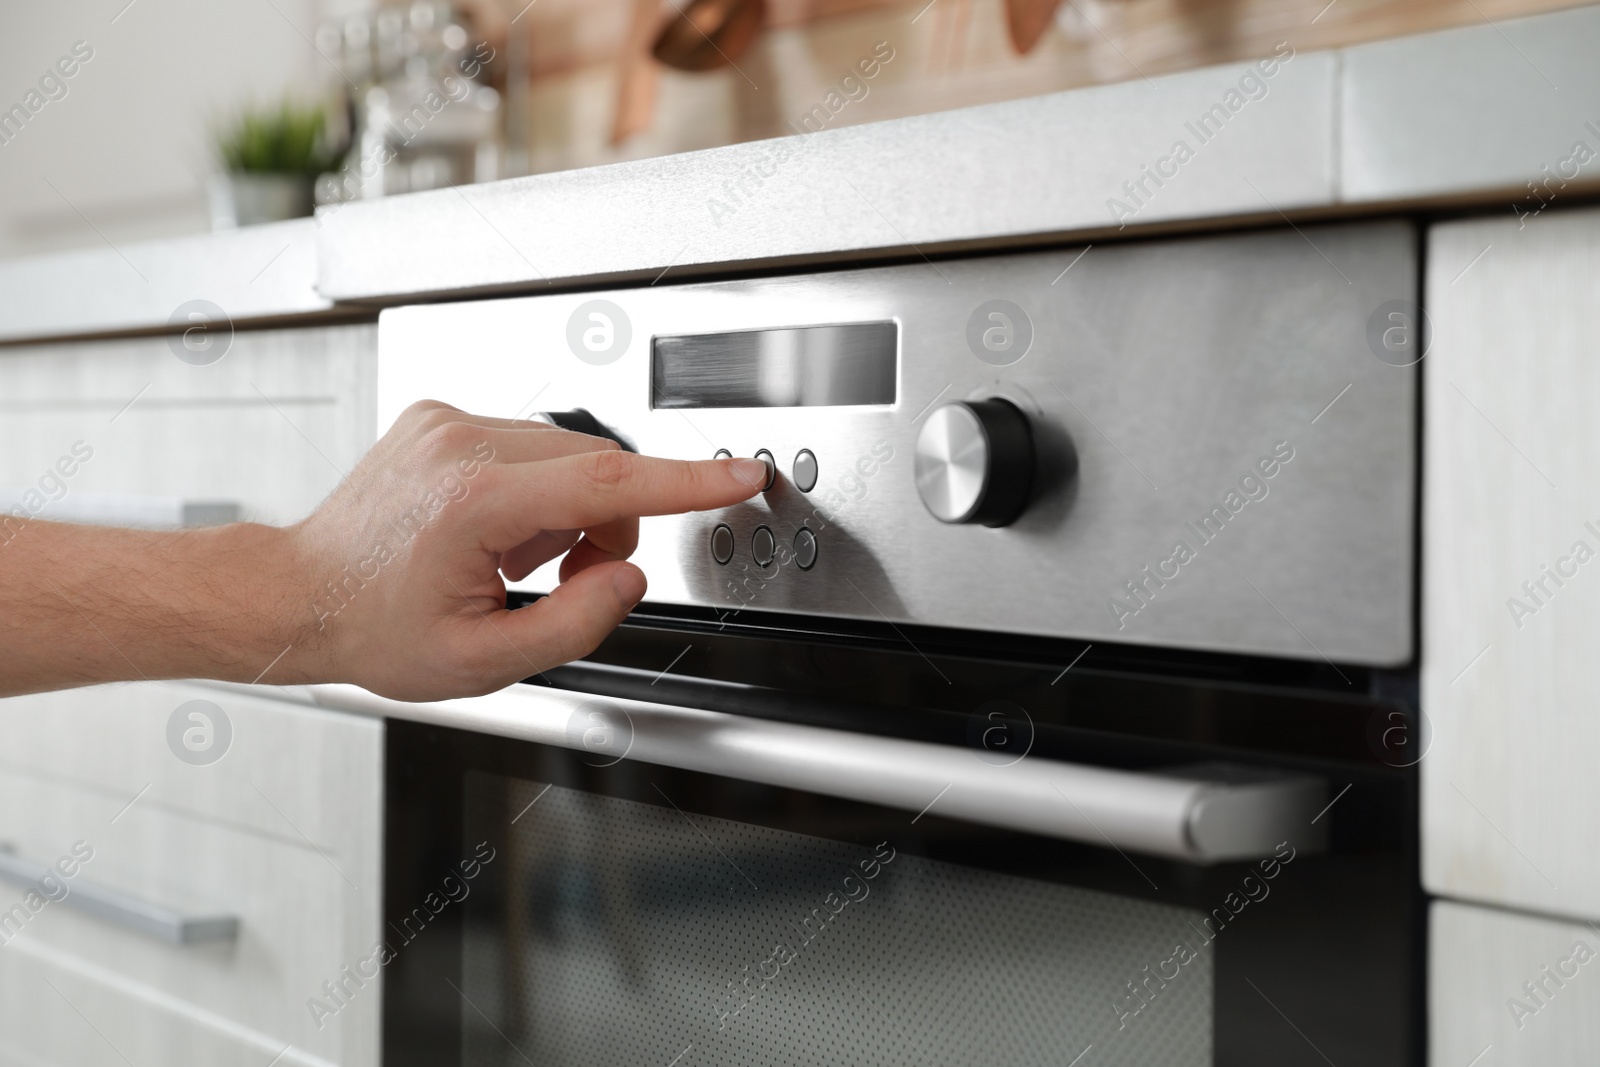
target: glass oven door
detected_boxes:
[376,645,1417,1067]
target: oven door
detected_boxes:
[367,651,1417,1067]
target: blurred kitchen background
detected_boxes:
[0,0,1583,261]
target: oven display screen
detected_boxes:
[651,322,897,409]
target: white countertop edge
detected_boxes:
[0,218,330,346]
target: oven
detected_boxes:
[366,218,1422,1065]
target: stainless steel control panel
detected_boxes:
[378,221,1417,665]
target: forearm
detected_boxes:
[0,520,311,697]
[1,403,765,703]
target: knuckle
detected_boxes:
[401,399,454,425]
[581,448,634,494]
[460,467,502,511]
[417,421,479,463]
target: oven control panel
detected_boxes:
[378,221,1418,665]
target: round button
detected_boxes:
[751,525,776,567]
[792,449,818,493]
[752,449,777,491]
[710,523,734,565]
[914,398,1035,527]
[713,448,731,460]
[793,528,817,570]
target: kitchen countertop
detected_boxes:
[0,219,330,345]
[2,2,1597,343]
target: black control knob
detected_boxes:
[913,398,1034,527]
[532,408,633,451]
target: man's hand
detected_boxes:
[287,401,767,700]
[0,401,766,700]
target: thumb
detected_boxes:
[487,560,646,676]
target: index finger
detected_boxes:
[479,452,769,547]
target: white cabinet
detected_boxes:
[0,682,383,1067]
[0,324,384,1064]
[1423,206,1600,921]
[0,323,376,527]
[1430,900,1600,1066]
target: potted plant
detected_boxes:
[209,101,344,228]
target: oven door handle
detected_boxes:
[308,682,1327,863]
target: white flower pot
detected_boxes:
[208,171,315,229]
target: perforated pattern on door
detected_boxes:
[462,775,1211,1066]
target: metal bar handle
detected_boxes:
[309,682,1327,863]
[0,846,239,944]
[0,492,239,528]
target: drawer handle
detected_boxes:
[0,845,239,945]
[0,492,239,528]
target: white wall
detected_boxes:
[0,0,340,260]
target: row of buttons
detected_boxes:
[710,523,817,570]
[713,448,818,493]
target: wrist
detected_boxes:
[214,521,330,686]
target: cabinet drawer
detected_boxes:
[0,782,366,1067]
[0,683,377,852]
[0,683,381,1067]
[0,323,375,527]
[1430,900,1600,1066]
[0,941,331,1067]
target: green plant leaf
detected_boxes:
[217,100,343,175]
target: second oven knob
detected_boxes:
[914,398,1034,527]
